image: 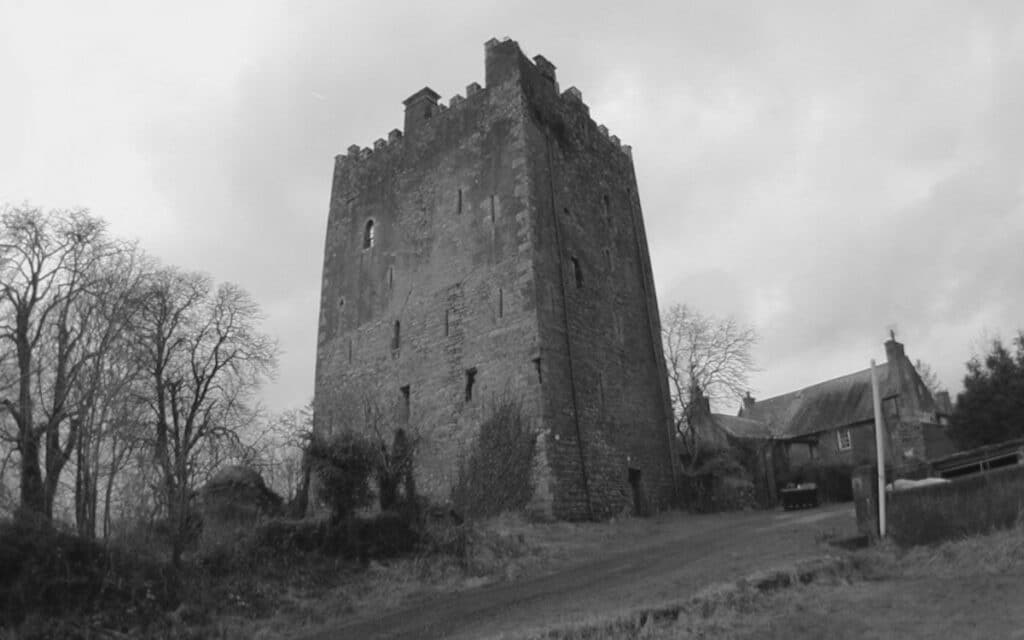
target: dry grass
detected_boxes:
[525,521,1024,640]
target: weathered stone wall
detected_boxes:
[314,60,543,502]
[505,40,677,519]
[314,38,677,519]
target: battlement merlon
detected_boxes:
[337,38,634,170]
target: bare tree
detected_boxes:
[661,303,758,466]
[914,359,945,396]
[0,205,118,520]
[69,247,151,538]
[133,267,277,565]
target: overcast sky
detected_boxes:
[3,1,1022,415]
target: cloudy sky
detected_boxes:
[3,0,1022,414]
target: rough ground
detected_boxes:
[297,504,856,640]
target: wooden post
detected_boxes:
[870,359,886,538]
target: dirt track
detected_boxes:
[296,505,856,640]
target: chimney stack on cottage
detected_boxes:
[885,337,906,363]
[743,391,756,410]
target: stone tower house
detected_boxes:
[314,38,678,520]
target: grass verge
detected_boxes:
[521,520,1024,640]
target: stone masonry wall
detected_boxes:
[314,38,678,519]
[314,61,544,504]
[492,40,678,519]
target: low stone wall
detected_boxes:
[887,463,1024,546]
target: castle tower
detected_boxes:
[314,38,678,519]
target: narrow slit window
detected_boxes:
[387,266,394,289]
[605,248,613,271]
[498,288,503,318]
[338,297,345,310]
[400,385,410,423]
[465,367,477,402]
[392,319,401,350]
[571,256,583,288]
[363,219,375,249]
[444,309,450,337]
[457,188,463,215]
[533,357,542,384]
[490,195,496,223]
[347,338,353,363]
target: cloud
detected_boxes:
[3,0,1023,413]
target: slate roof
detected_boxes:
[740,363,898,439]
[710,414,774,440]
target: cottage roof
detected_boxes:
[740,363,898,439]
[710,413,774,440]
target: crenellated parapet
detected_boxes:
[335,37,635,171]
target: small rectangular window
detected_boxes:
[387,266,394,289]
[571,256,583,289]
[490,194,496,223]
[465,367,477,402]
[392,320,401,350]
[457,188,463,215]
[837,429,852,451]
[533,357,542,384]
[498,288,503,318]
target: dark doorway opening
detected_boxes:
[628,467,650,517]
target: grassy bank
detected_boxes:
[525,521,1024,640]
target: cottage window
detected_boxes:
[837,429,852,451]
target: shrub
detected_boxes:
[451,396,537,519]
[679,450,752,513]
[0,518,177,630]
[307,430,377,520]
[888,464,1024,546]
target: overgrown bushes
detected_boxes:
[888,464,1024,546]
[0,518,178,631]
[307,430,378,520]
[679,451,757,512]
[451,397,537,519]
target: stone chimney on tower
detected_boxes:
[403,87,441,136]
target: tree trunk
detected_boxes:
[18,432,46,520]
[75,431,97,539]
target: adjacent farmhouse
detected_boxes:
[313,38,679,520]
[739,337,956,471]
